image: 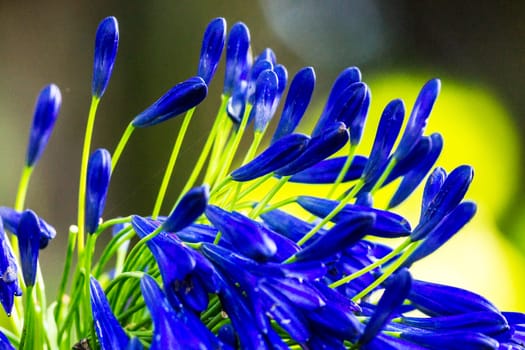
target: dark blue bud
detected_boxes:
[0,218,22,316]
[132,76,208,128]
[260,209,322,242]
[312,82,367,139]
[403,201,477,267]
[408,278,500,317]
[359,268,412,345]
[297,196,411,238]
[324,67,362,116]
[361,99,405,183]
[226,80,247,124]
[85,149,112,234]
[275,122,349,176]
[197,17,226,84]
[250,69,279,132]
[421,167,447,220]
[17,210,41,286]
[90,277,130,350]
[0,207,56,249]
[247,59,273,104]
[388,133,443,208]
[400,330,499,350]
[288,155,366,184]
[92,16,119,98]
[349,87,370,146]
[393,79,441,162]
[271,67,316,143]
[386,134,433,182]
[162,185,209,232]
[411,165,474,241]
[223,22,251,96]
[400,311,508,335]
[231,133,309,181]
[26,84,62,167]
[205,206,277,261]
[294,212,375,262]
[125,338,144,350]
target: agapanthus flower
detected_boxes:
[4,14,525,350]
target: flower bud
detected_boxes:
[92,16,119,98]
[85,149,112,234]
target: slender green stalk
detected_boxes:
[93,226,134,278]
[83,234,97,345]
[250,176,291,218]
[180,95,228,196]
[14,165,33,211]
[54,226,78,323]
[111,123,135,171]
[77,96,101,256]
[326,144,357,199]
[152,108,196,218]
[19,286,36,350]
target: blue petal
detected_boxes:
[17,210,41,286]
[0,219,21,316]
[393,79,441,162]
[246,59,273,104]
[388,133,443,208]
[359,268,412,345]
[85,149,112,234]
[361,99,405,184]
[271,67,315,143]
[226,80,248,124]
[274,64,288,99]
[404,201,476,266]
[132,76,208,128]
[0,207,56,249]
[162,185,209,232]
[275,122,349,176]
[297,196,411,238]
[92,16,119,98]
[26,84,62,167]
[288,155,367,184]
[411,165,474,241]
[250,69,279,132]
[312,67,362,138]
[408,279,500,317]
[197,17,226,84]
[90,277,129,350]
[223,22,251,96]
[205,206,277,261]
[231,133,309,181]
[294,212,375,262]
[260,208,321,242]
[421,167,447,220]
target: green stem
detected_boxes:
[180,95,228,196]
[152,108,196,218]
[14,165,33,211]
[111,123,135,172]
[93,226,134,278]
[250,176,291,218]
[326,144,357,199]
[77,96,101,257]
[19,286,36,350]
[55,226,78,324]
[83,235,97,342]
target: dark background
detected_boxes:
[1,1,524,294]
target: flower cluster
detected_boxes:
[0,15,524,350]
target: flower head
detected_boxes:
[17,210,41,286]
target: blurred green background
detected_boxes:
[1,1,525,309]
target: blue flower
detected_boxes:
[90,277,130,350]
[0,218,22,316]
[131,76,208,128]
[17,210,42,286]
[223,22,251,96]
[85,149,112,234]
[0,330,14,350]
[92,16,119,98]
[0,206,56,249]
[26,84,62,167]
